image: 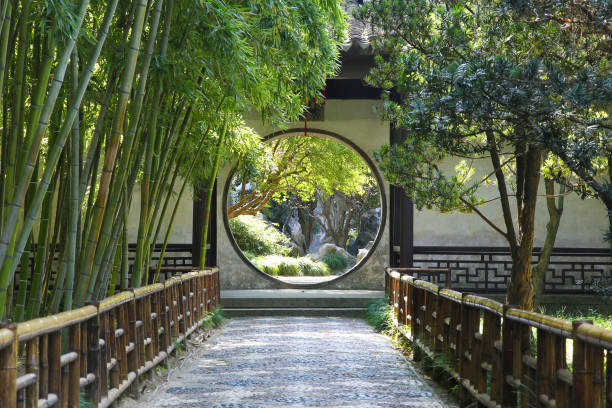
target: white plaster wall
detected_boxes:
[413,158,608,248]
[127,182,193,244]
[126,100,608,290]
[217,99,391,290]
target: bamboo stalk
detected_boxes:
[76,0,151,303]
[199,121,229,268]
[0,0,118,318]
[154,125,213,282]
[0,0,89,276]
[0,323,17,407]
[63,47,81,312]
[0,0,99,318]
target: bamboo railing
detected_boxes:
[386,267,612,408]
[0,268,220,408]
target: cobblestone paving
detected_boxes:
[140,317,448,407]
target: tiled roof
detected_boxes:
[342,0,376,53]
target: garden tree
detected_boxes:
[0,0,347,320]
[228,136,372,219]
[357,0,608,310]
[503,1,612,246]
[311,181,380,249]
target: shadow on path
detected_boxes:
[123,317,450,407]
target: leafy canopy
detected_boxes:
[358,0,610,214]
[228,135,377,218]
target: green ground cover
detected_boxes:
[543,306,612,330]
[251,255,330,277]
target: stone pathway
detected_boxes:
[131,317,449,407]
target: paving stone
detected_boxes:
[132,317,449,407]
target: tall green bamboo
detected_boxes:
[0,0,117,318]
[199,121,229,269]
[0,0,92,318]
[76,0,153,303]
[63,47,81,311]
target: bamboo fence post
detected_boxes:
[203,275,209,313]
[425,288,434,349]
[392,275,399,318]
[159,283,170,365]
[589,342,604,408]
[136,297,146,376]
[61,339,69,408]
[403,277,411,326]
[472,308,485,396]
[68,324,80,408]
[79,323,87,383]
[195,274,202,322]
[48,331,62,403]
[171,283,179,343]
[86,301,102,405]
[397,275,405,325]
[536,329,554,408]
[40,334,49,400]
[145,294,155,375]
[179,280,187,349]
[572,320,594,408]
[106,309,120,394]
[208,273,214,312]
[450,295,461,374]
[502,304,517,407]
[99,312,109,399]
[411,283,420,350]
[490,311,503,402]
[0,324,17,408]
[480,310,494,396]
[117,303,129,384]
[186,279,193,329]
[25,337,39,408]
[126,291,140,399]
[440,296,451,357]
[554,333,570,408]
[458,293,473,405]
[434,288,445,356]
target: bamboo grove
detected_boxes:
[0,0,346,321]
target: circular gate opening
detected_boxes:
[223,131,385,287]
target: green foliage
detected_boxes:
[229,215,290,257]
[229,135,377,217]
[79,392,94,408]
[358,0,610,217]
[201,307,225,329]
[0,0,348,320]
[548,307,612,331]
[242,250,256,260]
[251,255,330,276]
[357,0,611,308]
[322,252,348,271]
[364,298,394,334]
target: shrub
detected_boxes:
[229,215,290,257]
[364,298,394,333]
[242,250,256,260]
[251,255,331,276]
[322,252,348,271]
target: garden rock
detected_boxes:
[311,243,356,263]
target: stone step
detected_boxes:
[221,289,384,317]
[224,308,366,317]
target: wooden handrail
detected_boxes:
[385,267,612,408]
[0,267,220,408]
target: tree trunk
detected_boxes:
[506,145,542,310]
[532,177,564,306]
